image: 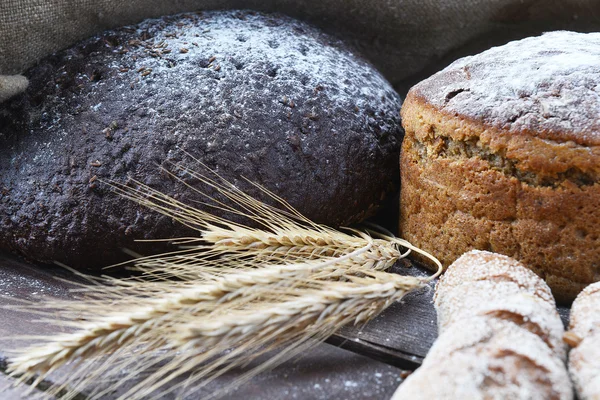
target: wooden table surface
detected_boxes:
[0,252,571,399]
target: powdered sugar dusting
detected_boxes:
[413,31,600,145]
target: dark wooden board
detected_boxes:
[328,260,438,370]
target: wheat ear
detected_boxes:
[7,242,372,376]
[108,161,393,271]
[10,271,426,400]
[116,273,426,400]
[7,162,442,400]
[109,162,435,281]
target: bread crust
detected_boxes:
[392,251,572,399]
[409,32,600,147]
[394,318,572,400]
[399,32,600,302]
[567,282,600,399]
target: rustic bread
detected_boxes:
[399,31,600,302]
[393,318,572,400]
[434,250,555,305]
[568,282,600,339]
[392,251,572,399]
[0,11,403,269]
[567,282,600,400]
[433,252,565,356]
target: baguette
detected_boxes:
[393,317,572,400]
[392,250,572,399]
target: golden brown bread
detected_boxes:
[399,31,600,302]
[392,251,572,400]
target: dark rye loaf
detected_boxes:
[0,11,403,269]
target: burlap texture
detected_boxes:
[0,75,28,103]
[0,0,599,101]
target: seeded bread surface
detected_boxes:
[400,31,600,302]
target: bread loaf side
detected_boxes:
[400,32,600,302]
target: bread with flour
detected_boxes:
[392,251,572,399]
[567,282,600,400]
[0,11,403,269]
[400,31,600,302]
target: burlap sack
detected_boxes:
[0,75,28,103]
[1,0,599,102]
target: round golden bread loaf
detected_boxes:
[399,31,600,302]
[393,318,573,400]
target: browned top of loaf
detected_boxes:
[408,31,600,146]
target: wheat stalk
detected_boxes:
[6,161,442,399]
[120,273,425,400]
[8,243,374,377]
[9,272,427,400]
[109,163,424,281]
[109,161,390,271]
[125,234,406,283]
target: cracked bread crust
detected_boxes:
[399,32,600,302]
[411,31,600,146]
[394,318,573,400]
